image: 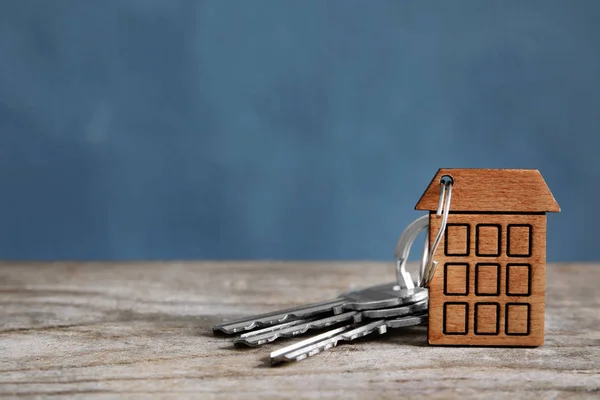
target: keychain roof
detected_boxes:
[415,168,560,213]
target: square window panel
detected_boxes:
[443,302,469,335]
[506,264,532,296]
[445,224,470,256]
[507,224,532,257]
[475,263,500,296]
[505,303,531,336]
[444,263,469,296]
[475,302,500,335]
[476,224,501,257]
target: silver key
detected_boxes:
[233,311,362,347]
[213,282,398,334]
[270,314,427,364]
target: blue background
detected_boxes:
[0,0,598,261]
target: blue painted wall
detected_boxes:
[0,0,598,261]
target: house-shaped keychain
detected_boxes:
[415,169,560,346]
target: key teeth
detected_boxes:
[235,312,361,346]
[213,299,348,335]
[300,339,339,361]
[278,324,386,363]
[281,338,342,363]
[234,324,312,347]
[214,313,306,334]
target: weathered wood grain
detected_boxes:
[0,262,598,399]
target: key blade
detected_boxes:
[270,320,387,365]
[212,298,346,334]
[270,325,353,363]
[234,311,362,347]
[238,319,308,339]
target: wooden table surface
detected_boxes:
[0,261,598,399]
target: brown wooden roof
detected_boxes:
[415,169,560,213]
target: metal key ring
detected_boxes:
[393,214,429,290]
[420,175,454,287]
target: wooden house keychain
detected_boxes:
[213,168,561,363]
[417,168,560,346]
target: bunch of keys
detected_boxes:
[213,214,433,365]
[213,168,561,356]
